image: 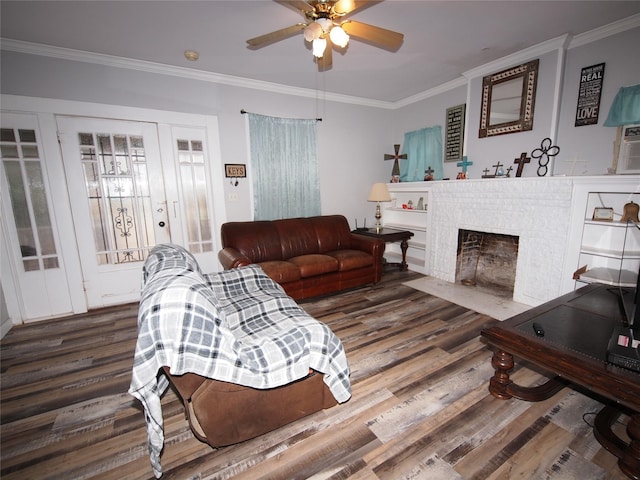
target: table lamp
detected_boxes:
[367,183,391,231]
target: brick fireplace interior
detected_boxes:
[456,229,520,298]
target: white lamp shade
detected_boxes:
[304,22,323,42]
[312,37,327,58]
[367,183,391,202]
[329,26,349,48]
[316,17,333,33]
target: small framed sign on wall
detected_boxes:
[445,104,465,162]
[575,63,605,127]
[224,164,246,178]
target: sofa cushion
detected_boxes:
[274,218,320,258]
[311,215,353,253]
[326,249,373,271]
[259,260,302,284]
[289,254,339,278]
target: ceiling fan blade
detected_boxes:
[333,0,356,15]
[274,1,315,14]
[341,20,404,51]
[317,37,333,72]
[247,23,306,48]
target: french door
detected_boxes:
[57,117,172,308]
[0,112,73,320]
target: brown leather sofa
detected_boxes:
[218,215,385,299]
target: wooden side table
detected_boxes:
[353,227,414,271]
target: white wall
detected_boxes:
[0,51,393,227]
[391,24,639,181]
[556,26,640,175]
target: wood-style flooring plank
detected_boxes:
[1,270,628,479]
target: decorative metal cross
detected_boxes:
[456,156,473,174]
[384,144,407,178]
[492,162,504,176]
[513,152,531,177]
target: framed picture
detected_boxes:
[445,104,466,162]
[592,207,614,221]
[575,63,605,127]
[224,164,246,178]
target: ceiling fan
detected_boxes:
[246,0,404,71]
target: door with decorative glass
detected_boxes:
[0,113,73,319]
[56,116,172,308]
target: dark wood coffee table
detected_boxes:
[481,283,640,478]
[353,227,414,271]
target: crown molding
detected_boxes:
[0,38,395,110]
[392,77,468,109]
[462,34,571,80]
[569,13,640,49]
[2,12,638,110]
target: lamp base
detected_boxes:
[374,202,382,230]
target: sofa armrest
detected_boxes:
[349,233,385,258]
[218,247,252,270]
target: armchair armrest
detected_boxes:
[218,247,252,270]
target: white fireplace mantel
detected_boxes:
[389,176,640,307]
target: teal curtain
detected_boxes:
[400,126,443,181]
[248,113,320,220]
[604,84,640,126]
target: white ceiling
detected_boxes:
[2,1,639,103]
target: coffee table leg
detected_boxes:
[489,350,514,400]
[620,413,640,480]
[400,239,409,271]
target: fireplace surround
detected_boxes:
[389,176,640,307]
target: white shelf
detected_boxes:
[385,222,426,232]
[580,246,640,259]
[577,267,638,287]
[388,207,428,213]
[575,191,640,289]
[584,219,639,228]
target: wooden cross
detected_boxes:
[483,168,490,176]
[456,156,473,174]
[505,166,514,177]
[492,162,504,176]
[384,144,407,177]
[513,152,531,177]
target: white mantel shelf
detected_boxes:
[388,175,640,307]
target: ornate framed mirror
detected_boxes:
[479,59,539,138]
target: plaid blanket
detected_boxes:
[128,244,351,477]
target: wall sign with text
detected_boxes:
[445,104,466,162]
[575,63,605,127]
[224,164,246,178]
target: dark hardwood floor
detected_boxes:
[0,271,630,479]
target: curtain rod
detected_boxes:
[240,109,322,122]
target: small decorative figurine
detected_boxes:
[424,166,434,181]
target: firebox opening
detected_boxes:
[456,229,519,298]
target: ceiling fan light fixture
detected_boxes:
[316,17,333,33]
[303,21,323,42]
[312,37,327,58]
[329,25,349,48]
